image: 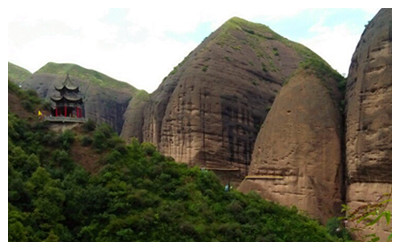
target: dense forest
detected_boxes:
[8,81,349,241]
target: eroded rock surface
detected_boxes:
[345,8,392,184]
[345,8,392,241]
[238,70,343,223]
[122,17,327,181]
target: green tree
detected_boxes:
[24,167,67,241]
[8,204,32,241]
[340,193,392,242]
[58,130,75,150]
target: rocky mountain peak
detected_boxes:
[121,17,341,186]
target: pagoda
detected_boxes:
[46,74,86,123]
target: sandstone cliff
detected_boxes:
[238,67,344,223]
[238,8,392,238]
[345,8,392,241]
[22,63,147,134]
[121,17,334,184]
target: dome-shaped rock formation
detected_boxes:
[238,68,344,223]
[121,17,339,185]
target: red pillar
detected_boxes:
[55,107,58,117]
[64,105,67,117]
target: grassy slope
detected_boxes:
[36,62,141,94]
[8,62,32,84]
[219,17,344,84]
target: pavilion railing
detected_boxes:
[44,116,87,123]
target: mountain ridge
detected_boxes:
[36,62,138,92]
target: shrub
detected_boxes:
[51,149,75,171]
[243,28,255,34]
[58,130,75,150]
[105,150,122,164]
[340,193,392,241]
[337,78,346,94]
[83,119,96,132]
[272,47,279,56]
[42,131,59,147]
[107,135,124,148]
[326,217,352,241]
[81,136,93,147]
[141,142,156,156]
[92,123,118,152]
[96,123,113,138]
[168,66,179,76]
[21,100,34,112]
[93,130,107,151]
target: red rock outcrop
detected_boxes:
[122,17,328,184]
[238,69,344,223]
[345,8,392,241]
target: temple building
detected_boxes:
[46,74,86,123]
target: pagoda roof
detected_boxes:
[55,74,79,91]
[51,95,82,102]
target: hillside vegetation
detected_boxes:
[37,62,137,92]
[8,62,32,84]
[8,81,341,242]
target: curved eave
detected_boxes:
[55,85,79,91]
[51,96,83,102]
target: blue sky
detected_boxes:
[264,9,371,41]
[7,2,381,93]
[166,8,375,45]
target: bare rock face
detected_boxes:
[120,91,149,142]
[22,63,143,134]
[122,17,326,182]
[238,70,344,224]
[345,8,392,184]
[345,9,392,240]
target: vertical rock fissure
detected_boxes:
[340,84,348,210]
[201,87,207,166]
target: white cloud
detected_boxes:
[300,22,363,76]
[7,4,207,92]
[8,2,378,92]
